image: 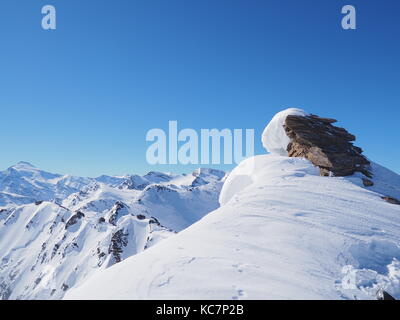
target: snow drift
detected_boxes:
[261,108,308,155]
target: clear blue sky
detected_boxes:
[0,0,399,177]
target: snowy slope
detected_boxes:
[65,154,400,300]
[0,165,225,300]
[0,201,172,300]
[0,162,94,207]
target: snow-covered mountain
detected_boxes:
[0,162,94,207]
[2,108,400,300]
[0,165,225,299]
[65,109,400,300]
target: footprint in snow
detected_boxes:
[232,263,244,273]
[232,286,246,300]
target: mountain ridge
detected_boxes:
[0,163,226,299]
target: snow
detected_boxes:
[65,154,400,300]
[261,108,308,155]
[2,120,400,301]
[0,164,225,299]
[0,162,93,207]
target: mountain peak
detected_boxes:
[12,161,37,169]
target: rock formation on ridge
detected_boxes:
[284,114,372,178]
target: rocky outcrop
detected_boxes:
[284,114,371,177]
[108,201,129,226]
[377,289,396,300]
[109,229,129,263]
[382,196,400,205]
[65,211,85,230]
[362,178,374,187]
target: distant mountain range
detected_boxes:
[0,162,226,299]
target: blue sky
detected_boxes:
[0,0,399,176]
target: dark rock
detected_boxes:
[284,114,372,177]
[149,216,161,225]
[65,211,85,230]
[136,214,146,220]
[382,196,400,205]
[96,247,106,266]
[98,217,106,224]
[35,201,43,206]
[108,201,128,226]
[377,289,396,300]
[52,243,60,258]
[109,229,129,263]
[0,282,12,300]
[61,284,69,292]
[362,178,374,187]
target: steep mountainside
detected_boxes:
[0,165,225,299]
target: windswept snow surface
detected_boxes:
[66,154,400,300]
[261,108,308,155]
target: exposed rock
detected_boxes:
[149,216,161,226]
[109,229,129,263]
[362,178,374,187]
[377,289,396,300]
[382,196,400,205]
[98,217,106,224]
[65,211,85,230]
[96,248,106,267]
[191,176,207,187]
[61,284,69,292]
[118,175,149,191]
[35,201,43,206]
[108,201,129,226]
[0,282,12,300]
[284,114,371,177]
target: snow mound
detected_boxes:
[219,154,319,206]
[262,108,308,155]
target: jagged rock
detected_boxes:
[377,289,396,300]
[382,196,400,205]
[65,211,85,230]
[98,217,106,224]
[362,178,374,187]
[108,201,128,226]
[284,114,371,177]
[191,176,207,187]
[35,201,43,206]
[61,284,69,292]
[149,216,161,226]
[109,229,129,263]
[0,282,12,300]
